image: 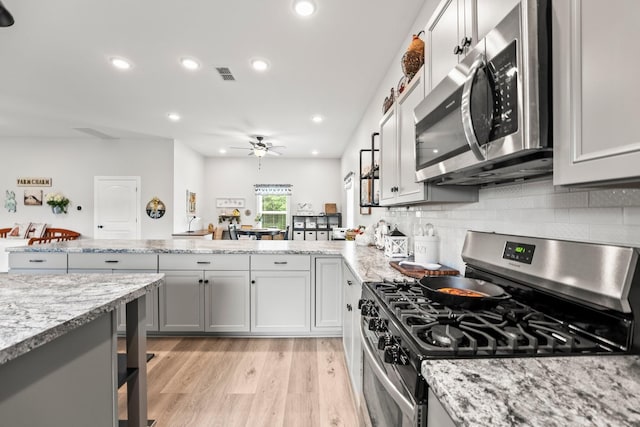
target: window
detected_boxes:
[254,184,292,229]
[257,195,289,229]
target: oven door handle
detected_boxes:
[360,321,417,419]
[461,55,487,161]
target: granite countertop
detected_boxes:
[0,273,164,365]
[6,239,408,283]
[422,355,640,427]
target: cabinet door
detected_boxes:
[379,107,398,205]
[428,0,460,89]
[396,72,426,204]
[475,0,520,43]
[113,269,159,332]
[553,0,640,186]
[204,271,250,332]
[313,257,342,330]
[343,263,363,401]
[251,270,310,333]
[159,270,204,332]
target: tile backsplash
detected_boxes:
[382,179,640,271]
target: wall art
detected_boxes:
[24,189,43,206]
[186,190,196,214]
[4,190,16,212]
[146,197,166,219]
[216,198,245,208]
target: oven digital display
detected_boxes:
[503,241,535,264]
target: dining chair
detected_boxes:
[228,224,238,240]
[283,225,290,240]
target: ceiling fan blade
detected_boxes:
[266,150,282,156]
[229,146,252,150]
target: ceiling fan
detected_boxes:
[230,136,286,158]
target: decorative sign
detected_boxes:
[17,177,52,187]
[216,198,244,208]
[146,197,166,219]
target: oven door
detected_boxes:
[360,322,426,427]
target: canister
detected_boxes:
[414,235,439,265]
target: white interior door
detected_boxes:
[94,176,141,239]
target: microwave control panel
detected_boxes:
[488,40,519,142]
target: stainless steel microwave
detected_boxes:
[414,0,552,186]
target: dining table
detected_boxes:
[236,228,283,240]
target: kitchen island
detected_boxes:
[0,273,164,427]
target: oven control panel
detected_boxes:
[503,241,535,264]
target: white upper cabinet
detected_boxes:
[553,0,640,186]
[427,0,520,91]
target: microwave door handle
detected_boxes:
[461,56,487,161]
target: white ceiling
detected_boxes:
[0,0,426,158]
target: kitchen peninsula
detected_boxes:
[0,273,163,427]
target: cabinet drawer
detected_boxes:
[251,255,310,271]
[68,253,157,270]
[9,253,67,270]
[159,254,249,271]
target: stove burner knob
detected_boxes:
[358,299,375,316]
[357,299,370,309]
[368,318,388,332]
[377,333,394,350]
[384,344,409,365]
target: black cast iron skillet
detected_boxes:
[419,276,511,309]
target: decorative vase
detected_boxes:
[51,206,63,214]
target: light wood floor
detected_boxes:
[118,337,360,427]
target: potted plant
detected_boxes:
[46,192,70,214]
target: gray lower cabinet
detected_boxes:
[342,262,363,401]
[313,256,342,331]
[427,389,456,427]
[67,253,159,332]
[251,255,311,333]
[8,252,68,274]
[204,271,250,332]
[159,254,250,333]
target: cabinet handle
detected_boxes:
[104,260,119,264]
[347,304,353,311]
[453,45,464,55]
[196,261,211,265]
[29,259,45,263]
[204,279,209,284]
[198,279,203,284]
[461,36,472,47]
[347,280,353,286]
[274,261,288,265]
[251,280,256,284]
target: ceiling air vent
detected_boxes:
[215,67,236,81]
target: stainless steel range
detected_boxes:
[359,231,640,427]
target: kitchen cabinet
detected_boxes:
[251,255,311,333]
[427,389,456,427]
[8,252,67,274]
[158,254,250,332]
[67,253,159,332]
[426,0,519,90]
[380,69,477,206]
[292,214,341,240]
[553,0,640,186]
[342,262,363,402]
[312,256,342,331]
[380,70,425,205]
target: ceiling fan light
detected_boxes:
[254,148,267,158]
[0,1,14,27]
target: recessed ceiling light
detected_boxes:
[294,0,316,17]
[110,57,132,70]
[251,58,270,72]
[219,149,227,154]
[167,113,181,122]
[311,115,324,123]
[180,57,200,71]
[312,150,319,155]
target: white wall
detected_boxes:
[204,157,342,228]
[173,140,205,232]
[340,0,640,272]
[0,138,174,238]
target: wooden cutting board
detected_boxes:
[390,260,459,279]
